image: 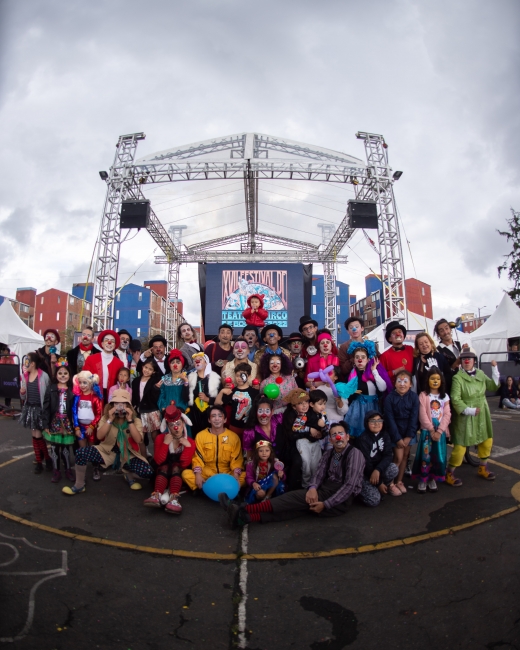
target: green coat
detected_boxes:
[450,369,499,447]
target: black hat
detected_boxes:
[261,324,284,340]
[385,321,407,343]
[459,346,477,360]
[241,324,260,337]
[298,315,319,333]
[118,328,133,342]
[129,339,142,353]
[148,334,167,348]
[281,332,303,349]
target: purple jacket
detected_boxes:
[242,412,283,451]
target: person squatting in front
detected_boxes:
[182,405,245,493]
[447,348,500,486]
[62,389,152,495]
[220,421,365,528]
[143,403,195,514]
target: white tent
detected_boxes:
[471,293,520,362]
[0,300,43,361]
[365,310,471,351]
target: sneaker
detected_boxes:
[65,468,76,482]
[92,467,101,481]
[478,464,496,481]
[34,462,43,475]
[62,485,86,496]
[143,492,162,508]
[51,469,62,483]
[445,471,463,487]
[218,492,231,512]
[417,482,427,494]
[45,458,53,472]
[404,459,412,477]
[124,473,142,490]
[427,479,438,492]
[165,496,182,515]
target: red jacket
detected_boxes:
[153,433,195,468]
[83,353,123,395]
[379,345,414,385]
[242,294,268,327]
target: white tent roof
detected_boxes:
[365,310,471,351]
[0,300,43,361]
[471,293,520,361]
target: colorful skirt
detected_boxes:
[140,410,162,434]
[245,472,286,504]
[344,394,379,438]
[44,416,75,446]
[411,429,447,482]
[19,404,44,430]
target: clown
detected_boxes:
[242,293,269,328]
[379,321,414,386]
[305,331,339,387]
[186,352,221,434]
[157,349,190,415]
[221,336,258,386]
[298,315,319,359]
[82,330,124,403]
[143,403,195,513]
[66,325,100,376]
[337,341,393,438]
[245,440,286,503]
[36,328,60,377]
[72,370,104,448]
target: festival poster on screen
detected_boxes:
[221,269,288,327]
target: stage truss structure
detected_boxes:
[92,132,407,347]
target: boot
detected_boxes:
[445,469,462,487]
[478,464,496,480]
[51,469,62,483]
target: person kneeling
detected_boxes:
[62,389,152,495]
[245,440,286,504]
[144,404,195,514]
[356,410,401,505]
[220,422,365,528]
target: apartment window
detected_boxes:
[69,313,73,322]
[421,287,425,296]
[39,313,42,322]
[137,310,142,319]
[146,285,150,289]
[57,295,60,304]
[41,297,44,305]
[423,304,426,314]
[70,297,75,305]
[56,312,60,321]
[117,294,120,302]
[312,305,317,315]
[138,292,142,302]
[39,329,41,335]
[336,287,340,296]
[86,303,90,310]
[116,328,119,333]
[337,305,341,314]
[137,328,141,337]
[312,286,316,296]
[116,310,120,320]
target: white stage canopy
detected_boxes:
[0,300,43,361]
[471,293,520,362]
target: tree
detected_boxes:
[497,208,520,306]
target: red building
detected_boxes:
[404,278,433,320]
[459,313,489,334]
[34,289,92,347]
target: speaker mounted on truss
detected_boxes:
[347,200,378,230]
[120,200,151,229]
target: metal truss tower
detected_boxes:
[166,225,187,349]
[318,224,337,335]
[354,132,407,324]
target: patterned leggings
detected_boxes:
[359,463,399,507]
[74,447,153,478]
[49,443,72,471]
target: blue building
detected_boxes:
[310,275,351,344]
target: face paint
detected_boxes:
[119,338,130,350]
[239,373,247,384]
[429,374,441,390]
[102,336,116,352]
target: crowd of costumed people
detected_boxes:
[11,303,502,526]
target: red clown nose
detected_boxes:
[335,435,342,441]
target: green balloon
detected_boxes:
[263,383,280,399]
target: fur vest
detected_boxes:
[187,371,221,406]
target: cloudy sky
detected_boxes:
[1,0,519,327]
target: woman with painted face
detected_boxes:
[412,366,451,494]
[42,358,76,484]
[221,337,258,386]
[71,370,104,454]
[143,403,195,514]
[131,357,163,456]
[157,349,190,415]
[242,396,283,460]
[36,328,60,378]
[259,353,297,414]
[63,389,152,495]
[447,348,500,486]
[184,352,221,434]
[305,331,339,387]
[19,352,51,474]
[338,317,366,377]
[412,332,450,394]
[82,330,124,404]
[177,322,202,371]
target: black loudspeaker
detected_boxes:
[348,200,378,229]
[120,200,151,229]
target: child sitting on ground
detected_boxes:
[215,363,259,437]
[412,366,451,494]
[245,440,286,503]
[384,369,419,495]
[108,367,132,403]
[356,410,401,505]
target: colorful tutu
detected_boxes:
[245,471,286,504]
[140,410,162,433]
[44,415,75,446]
[344,394,379,438]
[411,429,447,483]
[19,404,44,430]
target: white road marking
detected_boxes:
[0,444,33,454]
[238,525,249,649]
[0,532,68,642]
[492,445,520,458]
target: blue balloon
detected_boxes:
[202,473,240,502]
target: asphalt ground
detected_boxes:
[0,395,519,650]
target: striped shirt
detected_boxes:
[26,377,40,406]
[312,444,365,510]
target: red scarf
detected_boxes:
[79,343,93,352]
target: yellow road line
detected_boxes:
[1,455,519,562]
